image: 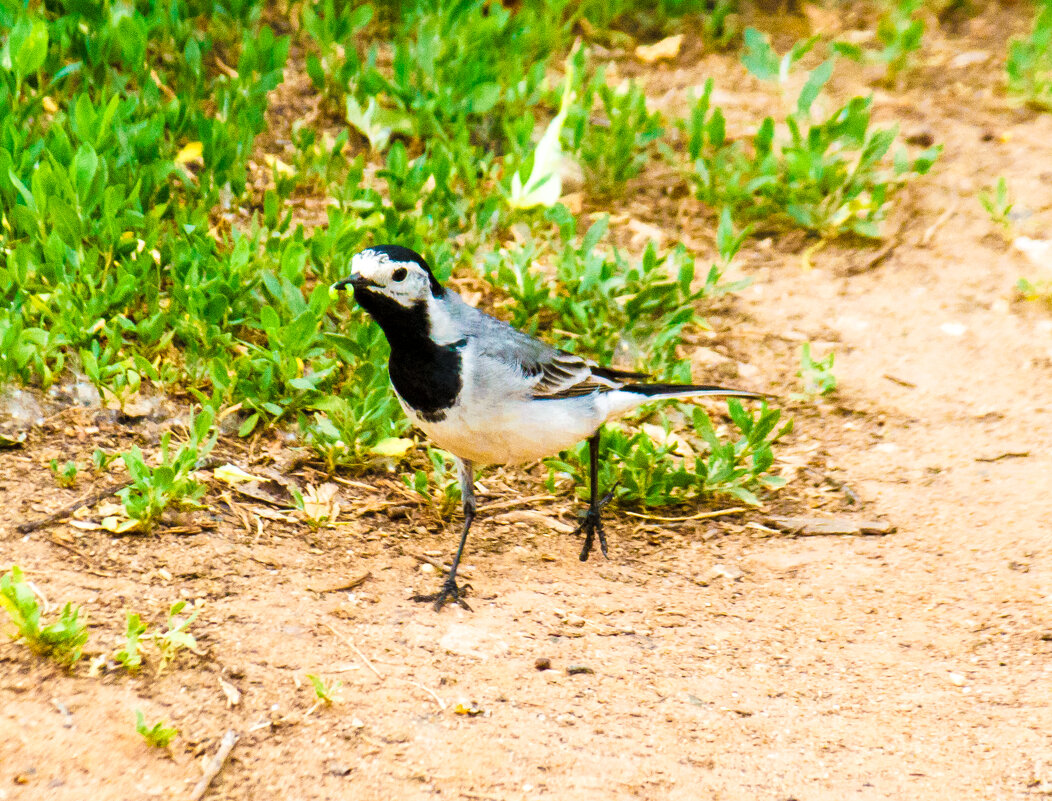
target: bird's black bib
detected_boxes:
[354,287,463,421]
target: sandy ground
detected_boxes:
[2,6,1051,801]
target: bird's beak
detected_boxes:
[331,274,363,292]
[330,274,369,301]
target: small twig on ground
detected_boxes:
[764,516,895,536]
[804,468,860,505]
[324,624,384,680]
[310,571,372,594]
[920,200,958,247]
[399,679,447,711]
[412,554,449,575]
[477,494,559,513]
[46,534,96,564]
[17,483,130,534]
[18,457,219,534]
[975,451,1029,462]
[319,474,379,492]
[622,507,747,523]
[189,729,238,801]
[882,373,916,388]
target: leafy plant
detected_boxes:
[546,401,790,508]
[405,448,463,518]
[306,673,342,706]
[875,0,925,82]
[118,408,217,530]
[832,0,925,84]
[1006,2,1052,110]
[568,73,665,197]
[795,343,837,399]
[49,459,79,488]
[683,58,940,238]
[153,600,203,676]
[92,448,119,473]
[979,177,1014,233]
[114,612,148,673]
[134,709,178,748]
[0,566,88,667]
[302,0,374,109]
[741,27,819,87]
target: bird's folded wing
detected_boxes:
[463,305,650,400]
[528,351,647,399]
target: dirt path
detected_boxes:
[3,15,1052,801]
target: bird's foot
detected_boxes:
[412,575,473,612]
[576,490,615,562]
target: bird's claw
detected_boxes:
[577,490,615,562]
[413,575,473,612]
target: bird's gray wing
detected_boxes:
[457,306,648,399]
[527,351,647,398]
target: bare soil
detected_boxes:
[2,7,1051,801]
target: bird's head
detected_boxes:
[332,245,443,311]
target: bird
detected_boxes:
[332,244,762,610]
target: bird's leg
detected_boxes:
[413,458,476,611]
[577,430,614,562]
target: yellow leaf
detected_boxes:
[370,437,414,458]
[263,154,295,177]
[214,464,264,485]
[635,34,684,64]
[175,141,203,166]
[102,516,142,534]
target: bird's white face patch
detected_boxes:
[350,249,433,308]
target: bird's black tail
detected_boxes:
[621,383,764,400]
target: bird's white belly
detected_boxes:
[400,394,602,465]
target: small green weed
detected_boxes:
[405,448,463,519]
[568,71,665,198]
[92,448,119,473]
[114,612,148,673]
[832,0,925,84]
[306,673,342,706]
[302,0,373,110]
[0,566,88,667]
[1017,277,1052,306]
[741,26,819,87]
[684,42,940,238]
[118,408,217,530]
[794,343,837,399]
[154,600,203,676]
[547,401,790,508]
[134,709,178,748]
[875,0,925,83]
[1007,2,1052,111]
[49,459,79,488]
[979,176,1014,233]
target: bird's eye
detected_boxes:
[392,267,408,282]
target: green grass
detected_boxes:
[794,343,837,400]
[114,612,148,673]
[680,31,940,239]
[0,566,88,668]
[2,1,957,515]
[306,673,342,706]
[832,0,925,85]
[1007,2,1052,111]
[134,708,178,748]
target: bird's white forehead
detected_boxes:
[351,249,397,281]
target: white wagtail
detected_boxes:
[333,245,762,610]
